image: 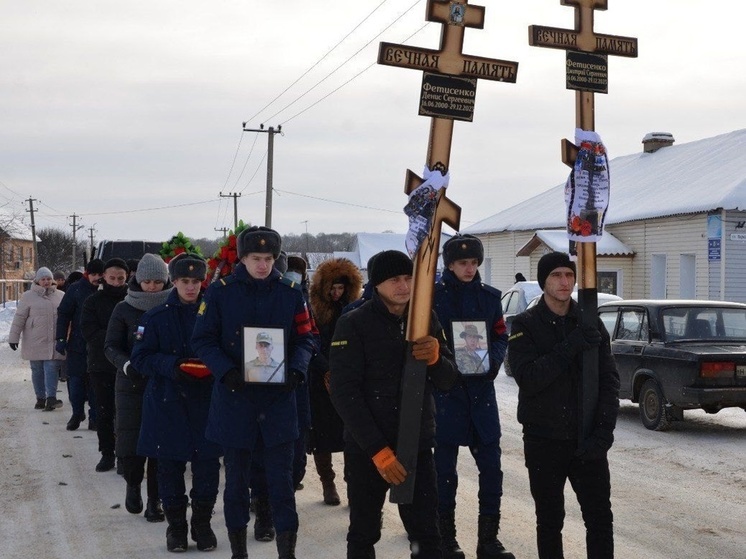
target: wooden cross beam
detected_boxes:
[377,0,518,504]
[529,0,637,441]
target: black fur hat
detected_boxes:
[442,234,484,267]
[237,226,282,259]
[168,252,207,280]
[274,251,288,274]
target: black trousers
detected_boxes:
[345,448,442,559]
[90,370,116,456]
[121,455,159,500]
[523,436,613,559]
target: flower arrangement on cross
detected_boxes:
[206,220,251,284]
[159,232,204,263]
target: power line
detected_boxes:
[44,198,221,218]
[265,0,425,125]
[273,188,401,214]
[245,0,393,125]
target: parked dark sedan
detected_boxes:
[597,299,746,430]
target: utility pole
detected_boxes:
[242,123,283,228]
[214,227,229,240]
[88,225,97,258]
[219,192,242,230]
[69,214,84,270]
[300,220,309,260]
[25,196,39,269]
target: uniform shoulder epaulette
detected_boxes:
[481,282,501,297]
[278,276,302,291]
[217,275,238,287]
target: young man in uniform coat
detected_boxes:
[131,253,222,553]
[508,251,620,559]
[191,226,316,559]
[55,258,104,431]
[432,234,514,559]
[329,249,459,559]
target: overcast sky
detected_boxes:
[1,0,743,246]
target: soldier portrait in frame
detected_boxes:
[242,326,287,384]
[451,320,490,376]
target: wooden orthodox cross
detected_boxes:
[378,0,518,503]
[529,0,637,440]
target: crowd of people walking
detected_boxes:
[10,227,619,559]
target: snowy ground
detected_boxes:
[1,304,745,559]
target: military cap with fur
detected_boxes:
[237,225,282,259]
[168,252,207,280]
[442,234,484,267]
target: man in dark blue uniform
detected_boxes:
[433,234,514,559]
[192,226,315,559]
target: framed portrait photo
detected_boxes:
[451,320,491,376]
[242,326,287,385]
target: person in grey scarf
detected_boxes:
[105,253,173,523]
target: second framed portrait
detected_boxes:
[242,326,287,384]
[451,320,490,376]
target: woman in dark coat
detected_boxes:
[307,257,363,506]
[104,253,172,523]
[130,253,222,553]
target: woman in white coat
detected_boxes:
[9,267,66,411]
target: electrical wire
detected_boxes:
[43,198,221,218]
[273,188,401,214]
[245,0,393,125]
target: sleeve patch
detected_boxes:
[508,332,523,341]
[330,340,348,347]
[198,301,207,315]
[493,317,507,336]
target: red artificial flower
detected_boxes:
[173,247,186,256]
[581,221,593,236]
[228,235,237,248]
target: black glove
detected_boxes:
[9,343,18,351]
[222,368,245,392]
[284,369,304,392]
[55,339,67,356]
[557,324,601,359]
[575,431,613,461]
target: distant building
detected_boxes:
[464,129,746,303]
[0,211,37,301]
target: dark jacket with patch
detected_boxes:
[432,269,508,446]
[130,289,222,461]
[329,292,458,458]
[191,264,316,450]
[507,296,620,441]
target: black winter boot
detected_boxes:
[34,398,46,410]
[125,484,143,514]
[95,454,116,472]
[439,510,466,559]
[164,504,189,552]
[145,498,165,522]
[66,413,85,431]
[253,496,275,542]
[43,397,63,411]
[276,531,298,559]
[314,452,340,506]
[190,500,218,551]
[228,528,248,559]
[477,515,515,559]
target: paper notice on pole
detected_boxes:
[404,166,450,258]
[565,128,610,243]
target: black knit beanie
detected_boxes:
[86,259,105,275]
[369,250,413,286]
[104,258,129,274]
[442,234,484,266]
[274,251,288,274]
[537,251,575,289]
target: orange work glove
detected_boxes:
[372,447,407,485]
[179,358,212,379]
[412,335,440,365]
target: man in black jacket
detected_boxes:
[508,252,619,559]
[329,250,458,559]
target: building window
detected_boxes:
[597,271,618,295]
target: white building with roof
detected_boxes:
[464,129,746,302]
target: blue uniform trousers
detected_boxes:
[434,439,503,516]
[224,441,297,533]
[65,349,96,420]
[158,457,221,509]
